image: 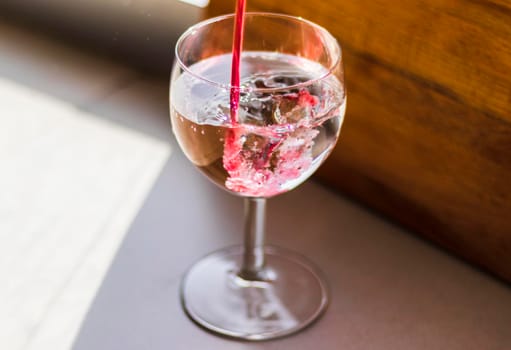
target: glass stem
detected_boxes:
[239,197,266,280]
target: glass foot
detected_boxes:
[180,246,329,341]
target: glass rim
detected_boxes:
[174,12,342,93]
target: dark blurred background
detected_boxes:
[0,0,202,76]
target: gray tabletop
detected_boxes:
[74,142,511,350]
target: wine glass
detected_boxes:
[170,12,345,340]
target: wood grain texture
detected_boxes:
[205,0,511,281]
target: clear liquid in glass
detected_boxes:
[171,52,346,197]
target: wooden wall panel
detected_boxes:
[205,0,511,282]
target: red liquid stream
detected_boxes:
[223,0,246,191]
[223,4,321,196]
[229,0,246,124]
